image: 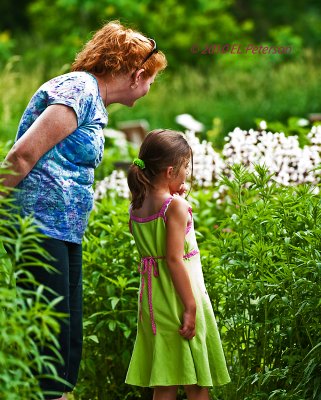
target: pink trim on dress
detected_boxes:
[138,248,199,335]
[186,208,193,235]
[130,197,173,223]
[130,196,193,236]
[139,256,163,335]
[162,197,193,236]
[183,249,199,259]
[130,212,161,223]
[160,196,174,223]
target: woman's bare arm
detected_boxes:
[0,104,78,193]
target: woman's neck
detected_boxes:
[93,72,132,106]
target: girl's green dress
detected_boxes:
[126,196,230,387]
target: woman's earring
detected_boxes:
[131,83,138,89]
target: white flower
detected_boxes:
[259,120,267,130]
[96,117,321,201]
[94,170,129,200]
[103,128,130,157]
[175,114,204,132]
[297,118,309,127]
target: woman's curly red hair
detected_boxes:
[71,20,167,77]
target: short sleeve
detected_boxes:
[45,73,97,127]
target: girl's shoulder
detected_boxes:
[165,195,191,218]
[170,194,190,207]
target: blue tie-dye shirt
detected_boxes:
[14,72,108,243]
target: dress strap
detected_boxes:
[161,196,193,235]
[159,196,174,222]
[186,207,193,235]
[129,196,193,234]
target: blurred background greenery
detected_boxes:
[1,3,321,399]
[0,0,320,146]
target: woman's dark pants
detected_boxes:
[18,237,83,400]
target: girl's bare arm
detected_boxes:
[166,196,196,340]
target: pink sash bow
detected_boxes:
[138,256,164,335]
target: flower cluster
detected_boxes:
[223,126,321,186]
[185,130,224,187]
[94,170,130,201]
[94,119,321,200]
[104,128,129,156]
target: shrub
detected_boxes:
[203,164,321,399]
[77,195,151,399]
[0,175,65,400]
[80,165,321,399]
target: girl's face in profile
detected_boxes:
[169,158,191,195]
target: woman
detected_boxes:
[0,20,167,400]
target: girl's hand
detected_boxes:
[179,308,196,340]
[173,184,188,198]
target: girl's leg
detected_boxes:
[153,386,178,400]
[184,385,210,400]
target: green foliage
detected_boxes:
[201,164,321,399]
[77,195,149,399]
[0,175,65,400]
[2,0,318,72]
[0,31,15,67]
[231,0,321,47]
[2,156,321,399]
[0,284,63,400]
[1,51,321,147]
[0,58,44,141]
[23,0,245,69]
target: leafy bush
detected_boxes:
[202,164,321,399]
[2,141,321,399]
[0,31,16,66]
[11,0,321,72]
[78,165,321,400]
[25,0,246,69]
[1,56,321,145]
[77,195,151,399]
[0,176,65,400]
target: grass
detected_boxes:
[1,50,320,149]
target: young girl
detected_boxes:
[126,129,230,400]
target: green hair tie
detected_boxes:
[133,158,145,170]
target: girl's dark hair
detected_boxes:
[127,129,193,209]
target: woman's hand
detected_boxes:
[1,104,77,191]
[179,307,196,340]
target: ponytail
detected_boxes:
[127,164,152,209]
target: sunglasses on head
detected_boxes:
[141,38,158,65]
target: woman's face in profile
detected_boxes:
[125,72,157,107]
